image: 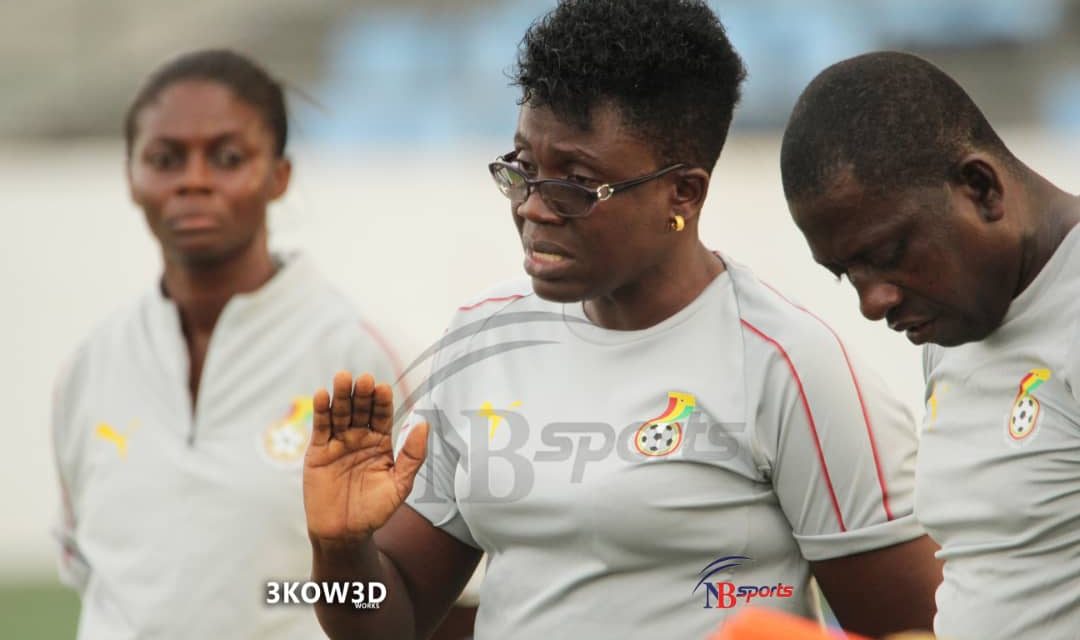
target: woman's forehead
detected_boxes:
[515,103,656,165]
[134,81,267,144]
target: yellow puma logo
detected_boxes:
[480,401,523,441]
[926,384,949,431]
[94,421,139,459]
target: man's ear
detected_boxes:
[954,154,1005,222]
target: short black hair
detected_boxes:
[124,49,287,158]
[514,0,746,171]
[780,51,1015,201]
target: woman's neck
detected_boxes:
[584,241,725,331]
[162,240,277,336]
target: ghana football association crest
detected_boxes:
[1007,368,1050,441]
[260,397,314,466]
[634,391,696,457]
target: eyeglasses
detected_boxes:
[488,152,686,219]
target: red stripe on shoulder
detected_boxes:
[758,281,893,521]
[742,318,847,532]
[457,294,525,312]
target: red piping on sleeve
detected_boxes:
[759,282,894,521]
[742,319,848,532]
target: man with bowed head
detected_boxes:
[781,51,1080,639]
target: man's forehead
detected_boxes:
[809,165,865,206]
[792,170,869,230]
[795,171,925,259]
[797,168,927,229]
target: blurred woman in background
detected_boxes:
[51,49,401,639]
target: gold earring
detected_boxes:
[669,214,685,232]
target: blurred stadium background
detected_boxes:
[2,0,1079,637]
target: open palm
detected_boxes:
[303,371,428,543]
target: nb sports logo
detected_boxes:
[692,556,795,609]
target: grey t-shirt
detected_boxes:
[405,258,923,639]
[918,226,1080,639]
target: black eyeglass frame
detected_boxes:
[488,152,687,219]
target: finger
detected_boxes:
[330,371,354,437]
[350,373,377,429]
[311,388,332,447]
[369,383,394,435]
[393,422,429,498]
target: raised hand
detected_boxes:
[303,371,429,544]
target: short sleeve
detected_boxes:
[398,281,532,552]
[400,406,479,549]
[399,336,480,550]
[752,329,924,561]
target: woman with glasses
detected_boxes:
[51,49,401,639]
[303,2,941,638]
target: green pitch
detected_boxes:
[0,581,79,639]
